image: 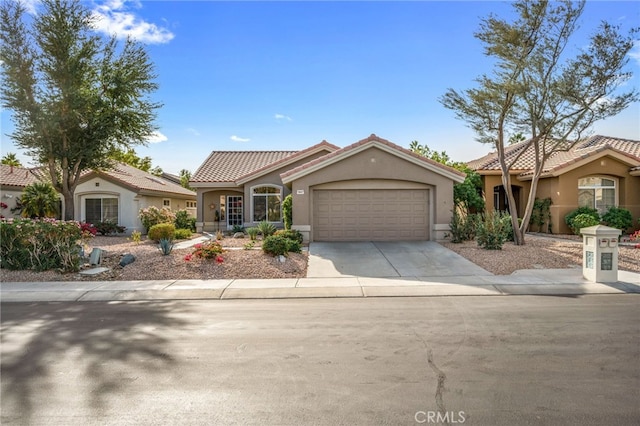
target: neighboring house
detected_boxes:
[75,163,196,233]
[1,162,196,233]
[0,164,55,219]
[191,134,464,242]
[468,135,640,234]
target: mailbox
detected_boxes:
[581,225,621,283]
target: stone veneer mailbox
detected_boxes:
[581,225,622,283]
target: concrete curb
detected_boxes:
[2,270,639,303]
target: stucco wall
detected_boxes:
[289,146,456,241]
[75,177,196,234]
[482,155,640,235]
[0,187,26,219]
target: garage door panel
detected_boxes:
[313,189,429,241]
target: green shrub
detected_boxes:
[565,207,599,235]
[476,211,507,250]
[148,223,176,242]
[158,238,174,255]
[94,220,126,236]
[282,194,293,230]
[572,213,600,234]
[529,198,552,233]
[130,230,142,244]
[0,218,84,272]
[262,235,301,256]
[601,207,633,232]
[257,221,276,237]
[274,229,304,244]
[500,214,522,242]
[174,228,192,240]
[448,211,480,243]
[246,227,259,241]
[139,206,176,232]
[232,225,245,234]
[174,209,196,232]
[20,182,59,218]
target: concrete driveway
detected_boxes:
[307,241,493,278]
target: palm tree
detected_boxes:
[1,152,22,167]
[20,182,59,218]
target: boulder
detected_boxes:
[233,232,245,239]
[119,253,136,267]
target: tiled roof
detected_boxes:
[0,164,45,188]
[191,150,298,183]
[281,134,466,180]
[85,163,196,197]
[235,141,340,183]
[468,135,640,175]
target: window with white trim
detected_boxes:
[86,197,118,224]
[252,186,282,222]
[578,177,616,215]
[163,199,171,208]
[186,201,196,208]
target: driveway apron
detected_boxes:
[307,241,492,278]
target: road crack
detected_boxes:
[414,329,449,424]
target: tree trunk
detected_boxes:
[63,190,74,221]
[501,172,525,245]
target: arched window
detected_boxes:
[578,177,616,215]
[251,185,282,222]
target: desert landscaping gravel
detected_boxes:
[0,233,638,282]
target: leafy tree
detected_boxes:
[409,141,484,214]
[179,169,194,191]
[0,0,161,220]
[1,152,22,166]
[20,182,59,218]
[150,166,164,176]
[109,149,153,172]
[441,0,638,245]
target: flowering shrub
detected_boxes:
[0,202,7,209]
[184,241,224,263]
[79,222,97,238]
[630,230,640,249]
[0,218,87,271]
[138,206,176,232]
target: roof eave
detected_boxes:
[282,140,465,184]
[235,143,340,185]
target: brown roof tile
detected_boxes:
[191,150,298,183]
[0,164,45,188]
[468,135,640,175]
[85,163,196,197]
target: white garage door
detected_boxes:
[313,189,429,241]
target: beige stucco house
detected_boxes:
[1,163,197,233]
[468,135,640,234]
[191,134,464,242]
[0,164,51,219]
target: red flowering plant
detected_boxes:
[184,241,225,263]
[630,229,640,249]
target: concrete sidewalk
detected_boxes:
[2,269,639,302]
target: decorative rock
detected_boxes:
[119,253,136,267]
[233,232,245,239]
[89,248,103,266]
[278,255,286,263]
[79,267,110,276]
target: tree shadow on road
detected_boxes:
[1,301,189,423]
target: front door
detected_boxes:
[227,195,243,229]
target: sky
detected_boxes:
[1,0,639,175]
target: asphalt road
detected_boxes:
[2,295,639,426]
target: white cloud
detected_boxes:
[20,0,40,15]
[629,40,640,67]
[274,113,293,122]
[230,135,250,143]
[91,0,174,44]
[146,131,168,143]
[186,127,201,137]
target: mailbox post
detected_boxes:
[581,225,621,283]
